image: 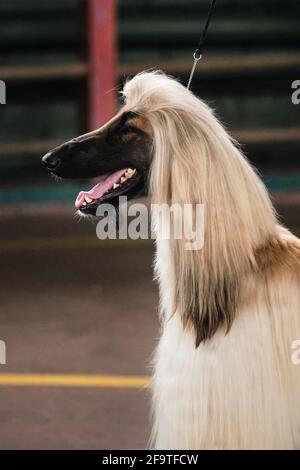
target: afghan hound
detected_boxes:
[42,71,300,450]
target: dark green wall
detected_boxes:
[0,0,299,202]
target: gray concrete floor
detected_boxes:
[0,205,158,449]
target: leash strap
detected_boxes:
[187,0,217,89]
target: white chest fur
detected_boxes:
[151,240,300,450]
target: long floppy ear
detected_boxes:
[149,108,242,346]
[148,98,276,347]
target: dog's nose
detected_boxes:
[42,152,59,170]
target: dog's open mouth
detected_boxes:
[75,167,141,215]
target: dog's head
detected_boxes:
[42,109,153,215]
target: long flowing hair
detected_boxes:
[123,71,278,345]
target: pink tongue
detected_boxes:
[75,169,127,208]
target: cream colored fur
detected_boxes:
[123,71,300,449]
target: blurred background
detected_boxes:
[0,0,299,449]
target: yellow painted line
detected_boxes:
[0,373,150,388]
[0,236,152,253]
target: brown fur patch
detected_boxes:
[128,116,152,135]
[255,231,300,275]
[179,274,239,347]
[172,240,240,347]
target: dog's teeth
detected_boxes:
[124,168,136,179]
[121,177,127,183]
[85,196,92,203]
[113,183,120,189]
[82,201,87,206]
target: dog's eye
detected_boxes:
[119,112,138,133]
[125,111,136,119]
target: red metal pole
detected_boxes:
[88,0,117,130]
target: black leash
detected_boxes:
[187,0,217,89]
